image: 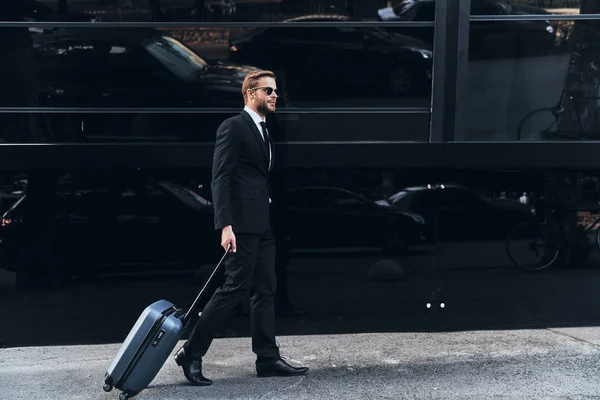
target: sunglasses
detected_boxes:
[250,86,279,96]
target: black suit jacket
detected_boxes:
[211,110,274,234]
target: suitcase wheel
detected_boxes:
[102,383,112,392]
[119,393,130,400]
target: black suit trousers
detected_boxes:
[185,228,280,364]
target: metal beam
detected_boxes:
[445,142,600,169]
[0,107,432,115]
[0,143,443,170]
[1,142,600,170]
[0,21,435,28]
[429,0,471,142]
[471,14,600,22]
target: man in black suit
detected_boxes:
[175,70,308,385]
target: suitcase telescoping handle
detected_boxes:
[183,243,232,326]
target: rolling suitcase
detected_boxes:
[103,245,230,400]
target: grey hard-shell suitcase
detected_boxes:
[103,246,230,400]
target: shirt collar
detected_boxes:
[244,105,265,125]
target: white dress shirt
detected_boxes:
[244,106,273,204]
[244,105,272,169]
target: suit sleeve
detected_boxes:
[211,118,242,230]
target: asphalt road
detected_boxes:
[2,328,600,399]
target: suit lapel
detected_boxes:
[242,110,269,169]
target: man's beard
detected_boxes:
[257,99,274,115]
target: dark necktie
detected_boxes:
[260,122,271,169]
[260,121,269,142]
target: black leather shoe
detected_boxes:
[174,347,212,386]
[256,359,309,377]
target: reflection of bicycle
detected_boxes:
[505,201,600,271]
[516,90,600,141]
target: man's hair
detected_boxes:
[242,70,276,103]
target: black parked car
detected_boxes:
[32,28,278,141]
[376,183,535,241]
[283,186,426,253]
[0,172,221,279]
[228,14,433,99]
[377,0,559,59]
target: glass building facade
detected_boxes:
[2,0,600,347]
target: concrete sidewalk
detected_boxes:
[2,328,600,400]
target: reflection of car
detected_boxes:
[378,0,557,59]
[377,183,535,241]
[24,0,98,33]
[283,186,426,253]
[228,14,433,98]
[33,28,276,141]
[0,172,220,278]
[0,190,22,215]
